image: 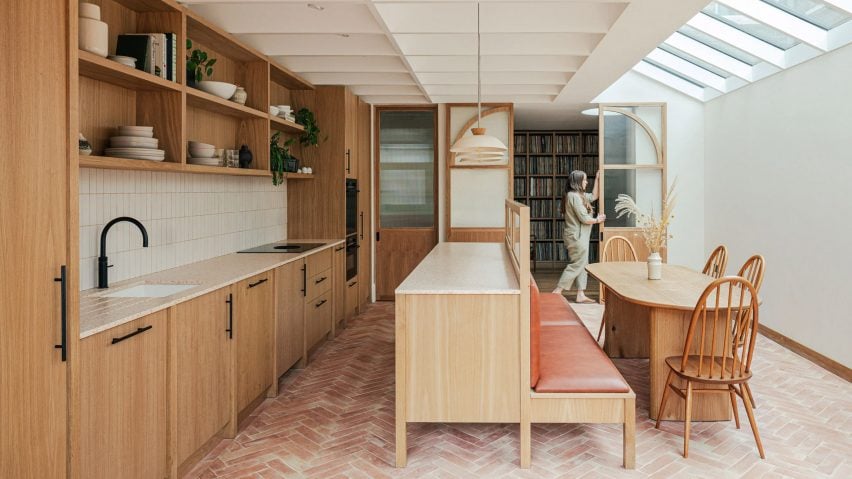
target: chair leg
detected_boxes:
[596,314,606,343]
[655,370,675,429]
[744,382,757,409]
[741,383,766,459]
[728,385,740,429]
[683,381,693,458]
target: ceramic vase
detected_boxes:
[647,252,662,280]
[238,145,253,169]
[79,3,108,57]
[231,86,247,105]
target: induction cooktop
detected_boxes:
[237,242,324,254]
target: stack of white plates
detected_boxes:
[107,126,164,161]
[188,157,223,167]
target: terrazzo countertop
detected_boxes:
[79,239,344,339]
[395,242,520,295]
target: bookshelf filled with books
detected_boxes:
[76,0,314,179]
[514,130,600,267]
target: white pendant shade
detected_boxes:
[450,128,508,154]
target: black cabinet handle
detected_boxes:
[248,278,268,288]
[315,299,327,308]
[314,276,327,285]
[111,325,153,345]
[346,149,351,173]
[334,246,344,252]
[226,293,233,339]
[360,212,364,240]
[301,264,307,297]
[54,265,67,362]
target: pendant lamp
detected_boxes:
[449,2,508,162]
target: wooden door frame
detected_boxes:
[444,103,514,242]
[373,105,440,299]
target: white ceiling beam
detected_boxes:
[688,14,787,67]
[823,0,852,13]
[717,0,828,51]
[646,49,729,92]
[827,18,852,50]
[271,55,408,73]
[664,32,754,81]
[300,72,416,85]
[349,85,424,96]
[360,95,430,105]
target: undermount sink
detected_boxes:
[101,283,198,298]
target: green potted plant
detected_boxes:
[185,39,216,87]
[270,132,297,186]
[294,107,323,147]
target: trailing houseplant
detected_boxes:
[294,107,322,147]
[270,132,295,186]
[186,39,216,85]
[614,179,678,279]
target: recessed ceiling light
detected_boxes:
[307,3,324,11]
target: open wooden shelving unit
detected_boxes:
[513,130,600,267]
[77,0,314,180]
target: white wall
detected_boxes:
[705,44,852,367]
[79,169,286,290]
[594,71,706,268]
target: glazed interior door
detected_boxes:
[598,104,666,262]
[375,108,438,300]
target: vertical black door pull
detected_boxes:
[54,265,67,362]
[301,264,307,297]
[360,212,364,240]
[226,293,233,339]
[346,149,351,173]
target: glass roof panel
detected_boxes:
[641,59,708,89]
[678,25,763,65]
[658,44,733,78]
[761,0,852,30]
[702,3,801,49]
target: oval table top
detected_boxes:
[586,262,752,312]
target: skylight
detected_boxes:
[633,0,852,101]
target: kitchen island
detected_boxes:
[394,242,523,467]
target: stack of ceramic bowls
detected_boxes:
[105,126,165,161]
[188,141,222,167]
[276,105,295,122]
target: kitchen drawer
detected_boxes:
[306,290,332,350]
[306,269,332,300]
[306,247,332,277]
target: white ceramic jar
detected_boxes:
[647,252,662,280]
[79,3,108,57]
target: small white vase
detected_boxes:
[79,3,108,57]
[231,86,247,105]
[647,252,662,280]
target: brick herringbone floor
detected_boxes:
[187,302,852,478]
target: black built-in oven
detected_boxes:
[346,235,358,280]
[346,179,358,237]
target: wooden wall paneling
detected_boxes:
[80,311,169,479]
[79,77,137,156]
[358,100,372,305]
[345,89,357,179]
[243,61,269,113]
[0,1,71,476]
[288,86,346,239]
[243,118,270,172]
[137,91,183,164]
[186,106,238,151]
[269,82,293,108]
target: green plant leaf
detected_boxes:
[206,67,213,77]
[206,58,217,68]
[186,39,192,49]
[199,51,207,62]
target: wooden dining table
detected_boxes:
[586,262,738,422]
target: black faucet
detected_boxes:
[98,216,149,289]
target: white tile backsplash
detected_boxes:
[79,169,287,290]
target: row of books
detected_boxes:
[556,156,598,175]
[528,178,553,196]
[528,199,555,218]
[584,135,599,154]
[514,133,599,154]
[116,33,179,82]
[551,243,600,262]
[514,156,599,176]
[526,134,552,154]
[513,178,526,197]
[531,220,553,239]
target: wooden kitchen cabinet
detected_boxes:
[357,98,372,310]
[234,271,275,415]
[80,311,168,479]
[332,244,346,328]
[171,288,233,472]
[305,249,333,351]
[274,259,306,381]
[306,290,333,349]
[346,277,360,320]
[345,89,359,179]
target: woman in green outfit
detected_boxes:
[553,170,605,303]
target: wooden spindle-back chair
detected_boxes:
[655,276,764,459]
[702,245,728,279]
[596,236,638,342]
[735,254,765,407]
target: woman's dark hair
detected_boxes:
[564,170,593,215]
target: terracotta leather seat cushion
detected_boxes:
[530,279,541,388]
[539,293,583,327]
[535,326,631,393]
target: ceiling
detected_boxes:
[180,0,711,128]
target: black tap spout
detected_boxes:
[98,216,149,289]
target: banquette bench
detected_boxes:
[522,280,636,468]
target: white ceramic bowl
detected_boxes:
[110,136,158,148]
[189,147,216,158]
[117,126,154,138]
[269,106,279,116]
[79,3,101,20]
[188,141,214,149]
[196,81,237,100]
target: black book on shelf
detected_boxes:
[116,34,151,74]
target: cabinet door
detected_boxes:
[332,244,346,326]
[357,99,372,308]
[346,278,360,320]
[235,272,274,413]
[172,288,232,467]
[0,1,70,477]
[345,89,358,179]
[81,311,168,479]
[275,260,305,377]
[306,291,333,350]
